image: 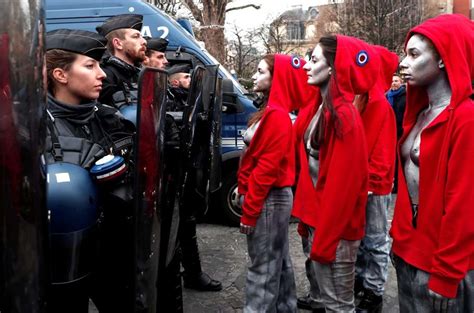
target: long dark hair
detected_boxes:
[46,49,77,95]
[248,54,274,127]
[311,35,342,149]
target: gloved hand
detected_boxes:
[297,221,309,238]
[240,223,255,235]
[429,289,455,313]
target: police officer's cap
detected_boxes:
[96,14,143,37]
[168,63,192,75]
[147,38,169,53]
[46,29,107,61]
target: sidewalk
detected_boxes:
[184,221,400,312]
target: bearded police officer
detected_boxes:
[96,14,146,109]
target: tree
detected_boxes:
[315,0,440,53]
[145,0,183,16]
[227,24,260,83]
[179,0,260,64]
[256,16,297,55]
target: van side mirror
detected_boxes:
[222,79,243,113]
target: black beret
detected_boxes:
[146,38,168,53]
[46,29,107,61]
[168,63,192,75]
[96,14,143,37]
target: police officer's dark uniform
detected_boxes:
[44,29,135,313]
[167,64,191,112]
[96,14,143,110]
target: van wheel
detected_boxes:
[220,170,241,226]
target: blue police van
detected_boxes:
[45,0,256,225]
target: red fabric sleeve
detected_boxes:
[428,118,474,298]
[240,111,293,226]
[310,117,368,263]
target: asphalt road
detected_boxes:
[183,196,399,312]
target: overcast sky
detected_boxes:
[225,0,326,31]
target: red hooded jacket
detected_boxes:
[390,14,474,298]
[238,54,318,227]
[361,46,398,195]
[293,36,379,263]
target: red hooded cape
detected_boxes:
[390,14,474,298]
[293,35,379,263]
[361,45,398,194]
[238,54,318,226]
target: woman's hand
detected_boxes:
[240,223,255,235]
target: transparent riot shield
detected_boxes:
[0,0,48,312]
[180,65,221,216]
[134,68,167,313]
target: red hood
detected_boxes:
[404,14,474,125]
[369,45,399,101]
[267,54,319,112]
[331,35,381,107]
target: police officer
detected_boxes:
[96,14,147,109]
[166,63,223,292]
[167,64,191,112]
[143,37,169,69]
[44,29,134,313]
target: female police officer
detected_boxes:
[45,29,134,313]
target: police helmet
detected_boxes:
[47,162,98,233]
[119,104,138,126]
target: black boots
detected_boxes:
[183,271,222,291]
[296,295,325,312]
[356,288,383,313]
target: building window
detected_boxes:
[287,21,305,41]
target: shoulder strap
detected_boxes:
[46,110,63,162]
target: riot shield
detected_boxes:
[179,65,221,215]
[0,0,48,312]
[208,76,223,194]
[134,68,167,313]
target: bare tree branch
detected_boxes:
[226,4,261,13]
[181,0,203,23]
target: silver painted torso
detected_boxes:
[401,103,448,204]
[305,106,323,186]
[242,120,261,158]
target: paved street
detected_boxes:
[184,196,399,313]
[89,197,399,313]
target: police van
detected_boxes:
[45,0,256,225]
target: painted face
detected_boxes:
[122,28,147,63]
[391,75,402,90]
[400,34,442,87]
[303,44,331,87]
[64,54,106,102]
[252,59,272,93]
[143,50,169,69]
